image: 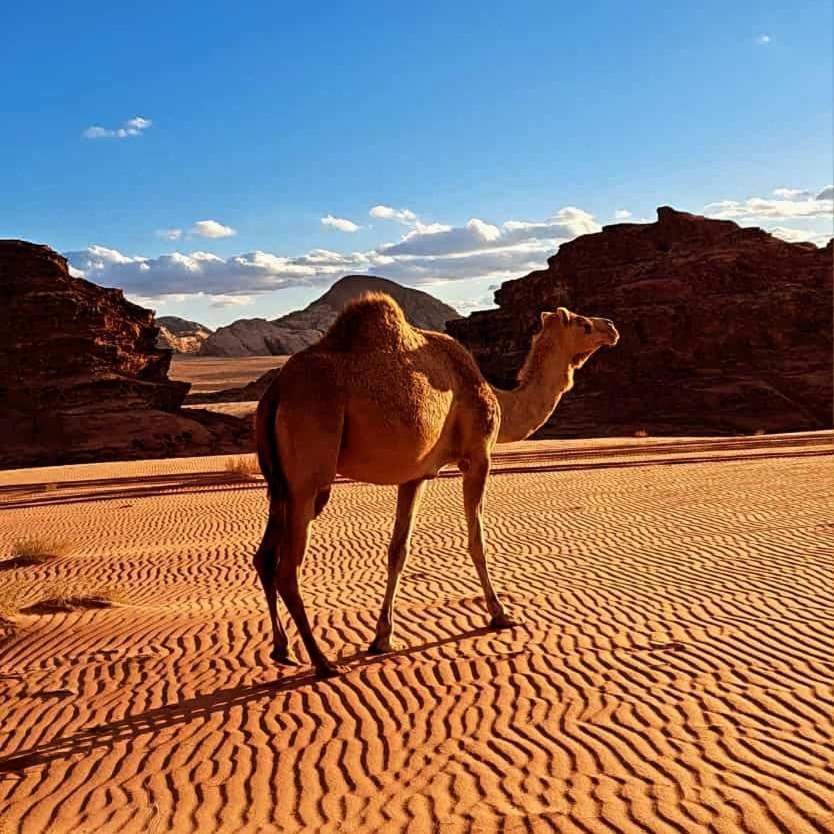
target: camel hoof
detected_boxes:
[367,638,402,655]
[315,663,344,680]
[270,647,299,666]
[489,615,520,630]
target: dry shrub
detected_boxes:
[634,429,649,438]
[0,577,126,618]
[224,454,261,480]
[19,582,127,615]
[1,538,71,570]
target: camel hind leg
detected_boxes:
[275,492,343,678]
[253,507,295,665]
[274,368,345,678]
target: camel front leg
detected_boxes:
[462,460,517,629]
[368,479,427,654]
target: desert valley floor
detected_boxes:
[0,433,832,833]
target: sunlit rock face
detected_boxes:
[0,240,251,467]
[155,316,213,354]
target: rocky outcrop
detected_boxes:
[197,318,317,357]
[0,241,251,468]
[447,208,833,437]
[199,274,460,356]
[155,316,212,354]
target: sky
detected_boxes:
[2,0,831,329]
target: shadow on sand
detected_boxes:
[0,624,501,776]
[0,472,267,510]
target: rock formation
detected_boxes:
[447,208,833,437]
[155,316,212,354]
[198,318,317,357]
[0,241,251,468]
[199,274,460,356]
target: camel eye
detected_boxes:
[582,321,592,334]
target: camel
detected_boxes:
[254,293,618,678]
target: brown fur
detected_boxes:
[495,308,619,442]
[254,294,618,677]
[255,378,286,501]
[319,292,423,353]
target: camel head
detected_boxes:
[540,307,619,368]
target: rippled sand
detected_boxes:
[1,433,832,833]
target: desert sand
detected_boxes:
[0,432,832,833]
[170,355,287,395]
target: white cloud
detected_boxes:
[209,294,255,308]
[82,116,152,140]
[65,189,834,317]
[321,214,360,232]
[66,245,357,298]
[767,226,832,247]
[702,186,832,248]
[772,187,811,200]
[614,209,632,220]
[705,190,833,220]
[66,204,604,300]
[383,207,599,257]
[756,34,771,45]
[369,205,418,224]
[190,219,236,238]
[126,116,151,131]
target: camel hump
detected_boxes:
[320,292,422,352]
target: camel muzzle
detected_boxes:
[595,318,619,346]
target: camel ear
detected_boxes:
[540,311,552,326]
[555,307,570,325]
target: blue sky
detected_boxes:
[2,0,831,328]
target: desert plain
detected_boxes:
[0,427,832,834]
[169,355,286,396]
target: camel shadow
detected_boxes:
[0,472,267,510]
[0,623,506,776]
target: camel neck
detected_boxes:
[493,342,574,443]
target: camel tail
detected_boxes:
[255,375,288,504]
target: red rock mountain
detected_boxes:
[0,241,250,467]
[447,208,833,437]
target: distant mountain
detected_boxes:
[199,275,460,357]
[156,316,213,354]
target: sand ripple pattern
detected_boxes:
[0,433,832,833]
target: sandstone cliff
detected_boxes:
[199,274,459,356]
[0,241,251,468]
[447,208,833,437]
[155,316,212,354]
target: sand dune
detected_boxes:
[0,433,832,833]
